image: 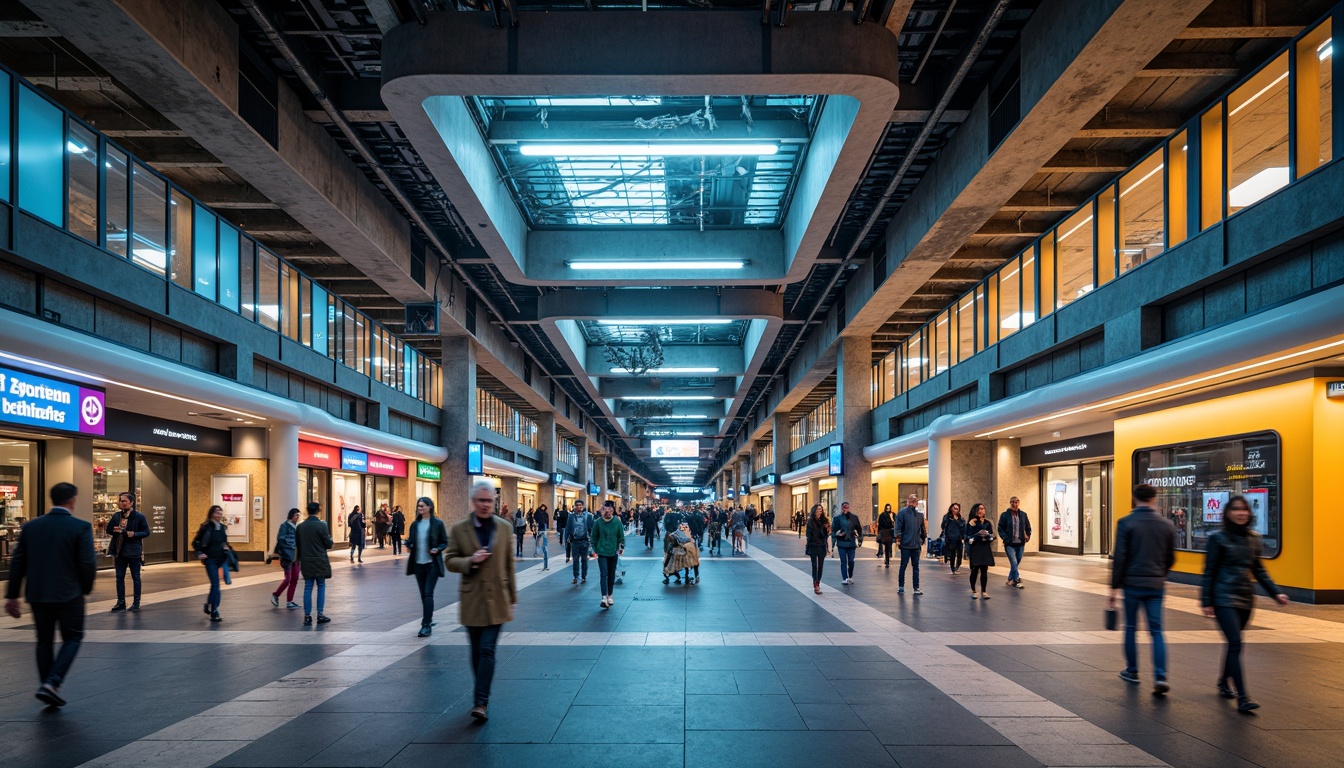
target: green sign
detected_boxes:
[416,462,442,481]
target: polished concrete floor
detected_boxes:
[2,528,1342,768]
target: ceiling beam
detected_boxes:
[303,109,393,123]
[1041,149,1141,173]
[1136,53,1241,78]
[999,190,1089,211]
[0,19,56,36]
[486,120,809,144]
[1173,25,1301,39]
[966,220,1049,238]
[1075,111,1183,138]
[176,182,280,210]
[222,211,310,236]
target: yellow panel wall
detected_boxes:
[872,466,930,514]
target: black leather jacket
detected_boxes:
[1201,528,1280,610]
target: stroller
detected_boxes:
[926,536,945,559]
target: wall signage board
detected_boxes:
[588,482,600,495]
[765,473,776,485]
[550,471,564,485]
[210,474,250,542]
[467,441,484,474]
[0,362,105,436]
[366,454,407,477]
[827,443,844,477]
[1020,432,1115,466]
[298,441,341,469]
[416,462,442,481]
[105,410,231,455]
[340,448,368,473]
[1328,381,1344,399]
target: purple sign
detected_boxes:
[78,388,106,435]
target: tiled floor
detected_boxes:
[1,529,1341,767]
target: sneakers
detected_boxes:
[317,615,331,624]
[417,626,432,638]
[1119,670,1140,685]
[210,611,222,623]
[1153,679,1170,696]
[286,601,300,609]
[1014,580,1025,589]
[897,587,905,594]
[971,591,980,599]
[270,594,280,607]
[111,602,126,612]
[129,603,140,612]
[600,597,609,609]
[304,615,313,625]
[470,704,489,721]
[1217,681,1237,699]
[913,589,923,596]
[981,592,991,599]
[1237,696,1260,712]
[35,684,65,708]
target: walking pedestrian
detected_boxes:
[374,504,391,548]
[192,505,233,622]
[730,507,747,555]
[533,504,550,570]
[406,496,448,637]
[4,482,97,708]
[805,504,830,594]
[1200,494,1290,712]
[876,503,896,567]
[347,505,366,563]
[941,503,966,575]
[445,479,517,721]
[795,509,805,538]
[296,501,334,625]
[894,498,926,595]
[512,507,527,557]
[707,516,723,556]
[593,501,625,608]
[270,508,302,609]
[1109,484,1176,695]
[997,496,1032,588]
[555,504,569,554]
[642,506,659,549]
[389,505,406,556]
[566,500,594,584]
[831,501,863,586]
[966,503,995,599]
[106,491,149,612]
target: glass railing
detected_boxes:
[559,437,580,467]
[790,395,836,451]
[753,442,774,473]
[476,388,540,449]
[2,65,441,408]
[873,12,1335,408]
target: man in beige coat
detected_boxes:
[445,479,517,722]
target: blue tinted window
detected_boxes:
[0,72,11,202]
[193,204,217,300]
[17,87,63,225]
[218,225,240,312]
[311,283,329,355]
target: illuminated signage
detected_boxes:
[765,473,776,485]
[0,363,105,436]
[340,448,368,473]
[467,441,484,475]
[106,410,230,455]
[827,443,844,476]
[650,439,698,458]
[1329,381,1344,399]
[298,441,340,469]
[551,471,564,485]
[588,482,601,495]
[1020,432,1114,466]
[366,454,407,478]
[416,462,442,481]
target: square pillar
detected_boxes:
[499,476,520,514]
[836,335,873,521]
[537,412,557,512]
[772,411,791,520]
[439,336,477,521]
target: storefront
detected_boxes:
[414,461,441,506]
[298,440,407,545]
[1021,433,1113,556]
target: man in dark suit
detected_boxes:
[4,482,97,708]
[106,491,150,611]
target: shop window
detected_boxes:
[169,189,192,289]
[933,309,951,375]
[1133,431,1280,557]
[904,330,923,392]
[0,71,9,202]
[1227,52,1290,214]
[1119,150,1166,274]
[131,163,167,276]
[67,121,99,243]
[17,87,63,226]
[956,292,975,363]
[256,248,280,331]
[997,256,1022,339]
[311,282,329,355]
[105,147,130,258]
[883,349,897,401]
[1296,20,1333,176]
[92,449,131,558]
[219,226,240,312]
[0,439,39,575]
[1055,206,1094,309]
[193,204,217,301]
[1167,131,1189,247]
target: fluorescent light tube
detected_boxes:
[1229,166,1288,208]
[618,396,715,401]
[610,366,722,374]
[571,261,745,271]
[520,143,778,157]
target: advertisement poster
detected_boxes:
[1043,467,1078,549]
[1202,491,1229,524]
[1244,488,1269,536]
[210,474,250,542]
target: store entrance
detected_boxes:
[1040,461,1111,556]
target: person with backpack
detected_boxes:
[192,505,233,623]
[831,502,864,586]
[893,499,927,595]
[270,508,301,609]
[566,500,594,585]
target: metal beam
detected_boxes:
[486,120,810,144]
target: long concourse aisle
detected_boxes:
[3,533,1342,768]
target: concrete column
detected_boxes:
[592,453,608,505]
[440,336,477,521]
[835,335,873,520]
[808,477,822,514]
[537,412,557,512]
[928,435,953,527]
[772,412,791,520]
[994,438,1040,555]
[575,437,589,498]
[951,440,995,514]
[499,476,519,514]
[266,423,298,546]
[45,438,93,521]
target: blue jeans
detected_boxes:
[837,546,856,581]
[1123,588,1167,679]
[1004,543,1025,582]
[304,578,326,616]
[203,556,225,609]
[571,540,590,580]
[540,530,549,569]
[898,547,920,589]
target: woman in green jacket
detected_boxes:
[592,502,625,609]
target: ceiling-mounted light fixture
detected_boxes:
[519,143,779,157]
[618,396,716,401]
[570,261,746,271]
[600,319,732,326]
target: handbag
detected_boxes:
[1104,608,1118,631]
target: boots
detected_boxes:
[813,581,821,595]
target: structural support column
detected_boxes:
[267,423,299,549]
[773,412,791,519]
[592,453,608,506]
[835,335,873,520]
[537,412,557,513]
[499,476,519,514]
[440,336,477,521]
[928,436,953,529]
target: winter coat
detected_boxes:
[1201,527,1280,610]
[804,516,830,557]
[295,516,333,579]
[445,515,516,627]
[941,513,967,544]
[404,515,449,577]
[966,518,996,567]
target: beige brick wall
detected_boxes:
[186,457,270,555]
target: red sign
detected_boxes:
[298,441,341,469]
[220,493,244,502]
[366,453,407,477]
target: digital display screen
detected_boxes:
[466,441,484,475]
[827,443,844,476]
[650,439,698,458]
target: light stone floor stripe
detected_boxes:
[745,544,1170,768]
[72,561,559,768]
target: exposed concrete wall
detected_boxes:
[439,337,477,522]
[993,438,1040,555]
[950,440,995,514]
[836,335,872,522]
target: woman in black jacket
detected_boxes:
[876,504,896,566]
[1201,495,1289,712]
[965,503,995,600]
[192,505,232,622]
[804,504,830,595]
[941,503,967,576]
[406,497,449,638]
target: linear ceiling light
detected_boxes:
[618,396,716,401]
[610,366,722,374]
[520,143,778,157]
[600,319,733,326]
[570,261,746,271]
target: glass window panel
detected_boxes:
[1095,185,1117,288]
[311,283,329,355]
[1167,132,1189,247]
[956,292,976,363]
[354,312,367,374]
[192,204,217,300]
[1227,52,1289,214]
[1199,107,1225,228]
[986,275,999,346]
[0,71,9,201]
[1038,236,1056,317]
[256,248,280,331]
[997,257,1021,339]
[1296,21,1333,175]
[282,263,300,341]
[131,163,167,275]
[883,352,896,401]
[1021,247,1036,328]
[905,332,923,392]
[17,87,63,225]
[219,226,240,312]
[67,122,98,242]
[169,190,192,289]
[1119,150,1166,274]
[1055,206,1095,309]
[299,275,313,346]
[933,310,951,375]
[343,303,357,367]
[238,237,255,319]
[105,146,129,258]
